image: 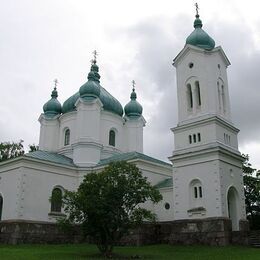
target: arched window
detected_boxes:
[192,182,202,199]
[221,85,226,113]
[195,81,201,106]
[50,187,63,213]
[0,195,3,220]
[189,179,203,208]
[64,129,70,146]
[186,84,193,110]
[217,81,221,111]
[109,130,116,147]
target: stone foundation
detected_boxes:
[0,218,249,246]
[0,220,85,245]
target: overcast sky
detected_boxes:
[1,0,260,169]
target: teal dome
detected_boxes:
[124,89,142,118]
[79,70,100,100]
[62,62,123,117]
[186,15,215,50]
[62,92,79,113]
[43,87,62,118]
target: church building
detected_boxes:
[0,10,248,244]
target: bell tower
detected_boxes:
[169,9,247,231]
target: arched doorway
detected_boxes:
[0,194,3,221]
[227,187,239,231]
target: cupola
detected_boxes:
[186,6,215,50]
[79,61,101,100]
[43,81,62,118]
[124,81,143,118]
[63,51,123,116]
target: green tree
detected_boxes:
[28,144,39,152]
[0,140,24,162]
[242,154,260,229]
[62,161,162,257]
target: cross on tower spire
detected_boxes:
[91,50,98,64]
[54,79,58,89]
[132,80,136,91]
[195,2,199,17]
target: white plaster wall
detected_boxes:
[175,47,231,124]
[215,124,238,149]
[18,164,78,222]
[174,121,216,150]
[124,118,144,153]
[75,99,101,142]
[59,112,77,149]
[219,160,246,221]
[173,156,223,220]
[39,117,60,152]
[0,168,21,220]
[174,118,239,151]
[154,189,174,221]
[100,112,124,151]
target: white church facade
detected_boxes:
[0,11,248,244]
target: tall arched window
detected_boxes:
[109,130,116,147]
[50,187,63,213]
[64,129,70,146]
[217,82,221,111]
[0,195,3,220]
[195,81,201,106]
[186,84,193,110]
[221,85,226,114]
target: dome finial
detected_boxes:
[193,3,202,28]
[90,50,101,83]
[91,50,98,65]
[54,78,58,88]
[132,80,136,92]
[51,79,58,98]
[131,80,137,100]
[195,2,199,17]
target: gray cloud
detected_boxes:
[0,1,259,164]
[115,15,260,161]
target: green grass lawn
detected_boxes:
[0,244,259,259]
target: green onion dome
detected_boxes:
[186,14,215,50]
[43,87,62,118]
[124,88,142,118]
[62,62,123,116]
[79,69,100,100]
[62,92,79,113]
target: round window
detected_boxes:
[164,202,170,210]
[189,62,194,68]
